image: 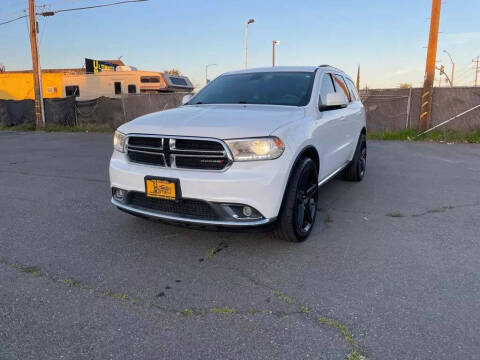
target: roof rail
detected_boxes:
[318,64,343,72]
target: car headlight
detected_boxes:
[225,137,285,161]
[113,131,126,153]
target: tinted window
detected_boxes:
[141,76,160,83]
[65,85,80,97]
[114,82,122,95]
[169,77,188,86]
[319,73,336,106]
[188,72,315,107]
[332,74,351,102]
[345,78,359,101]
[128,84,136,94]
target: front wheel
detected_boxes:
[343,134,367,182]
[274,157,319,242]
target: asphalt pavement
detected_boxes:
[1,131,479,359]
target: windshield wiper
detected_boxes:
[238,101,248,104]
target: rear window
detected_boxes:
[188,72,315,107]
[169,77,188,86]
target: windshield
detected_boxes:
[188,71,315,107]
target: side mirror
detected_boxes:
[320,92,348,111]
[182,94,193,105]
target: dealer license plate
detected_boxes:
[145,178,177,200]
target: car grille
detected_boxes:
[127,192,219,220]
[126,136,230,171]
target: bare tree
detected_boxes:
[164,69,181,76]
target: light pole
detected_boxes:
[272,40,280,66]
[244,18,255,69]
[443,50,455,87]
[205,63,217,85]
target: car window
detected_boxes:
[345,78,359,101]
[332,74,351,102]
[187,72,315,107]
[319,73,336,106]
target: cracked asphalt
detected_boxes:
[1,131,479,359]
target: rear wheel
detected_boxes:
[343,134,367,182]
[275,157,318,242]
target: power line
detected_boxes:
[38,0,148,16]
[0,0,148,25]
[0,14,28,26]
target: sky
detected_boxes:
[0,0,479,89]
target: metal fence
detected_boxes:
[360,87,480,132]
[0,92,188,128]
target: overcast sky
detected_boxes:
[1,0,479,89]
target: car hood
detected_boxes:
[118,104,306,139]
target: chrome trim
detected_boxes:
[127,145,164,152]
[173,153,228,158]
[318,162,349,187]
[112,198,274,227]
[127,148,166,156]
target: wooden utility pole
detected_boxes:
[28,0,45,128]
[420,0,442,130]
[473,56,479,87]
[356,65,360,89]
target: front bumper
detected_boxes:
[109,149,292,225]
[111,197,274,227]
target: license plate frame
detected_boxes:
[144,176,181,201]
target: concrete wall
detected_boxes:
[360,87,480,131]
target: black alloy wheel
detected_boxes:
[275,157,319,242]
[294,165,319,235]
[343,133,367,182]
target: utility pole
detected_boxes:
[356,65,360,89]
[272,40,280,66]
[473,56,479,87]
[420,0,442,130]
[28,0,45,128]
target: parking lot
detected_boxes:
[1,131,479,359]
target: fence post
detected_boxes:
[406,87,412,129]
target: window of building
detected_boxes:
[114,82,122,95]
[65,85,80,97]
[319,73,336,106]
[128,84,137,94]
[140,76,160,83]
[332,74,351,102]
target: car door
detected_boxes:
[344,76,365,152]
[331,73,357,164]
[313,72,348,180]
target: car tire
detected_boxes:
[343,133,367,182]
[274,157,319,242]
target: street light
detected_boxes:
[205,63,217,85]
[443,50,455,87]
[244,18,255,69]
[272,40,280,66]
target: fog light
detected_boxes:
[242,206,253,217]
[113,188,126,202]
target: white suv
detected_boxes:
[110,66,366,242]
